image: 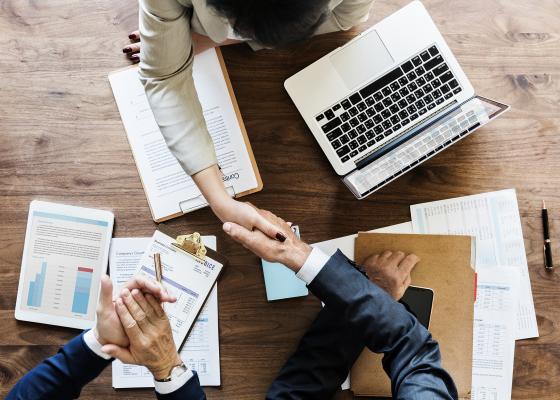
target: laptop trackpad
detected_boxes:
[330,30,394,90]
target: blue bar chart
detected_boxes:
[71,267,93,314]
[27,261,47,308]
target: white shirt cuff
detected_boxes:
[296,247,331,285]
[83,329,112,360]
[154,362,194,394]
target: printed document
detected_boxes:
[472,267,520,400]
[109,48,259,221]
[411,189,538,339]
[109,235,221,387]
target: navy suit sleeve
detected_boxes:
[155,371,206,400]
[266,305,364,399]
[6,331,111,400]
[269,250,458,400]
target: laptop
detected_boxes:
[285,1,509,199]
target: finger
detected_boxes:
[121,288,148,330]
[146,293,166,319]
[398,254,420,279]
[101,344,135,364]
[362,253,380,269]
[131,289,157,322]
[98,275,114,309]
[128,30,140,41]
[379,250,393,262]
[123,276,176,303]
[403,274,412,289]
[223,221,281,258]
[115,297,143,339]
[387,251,406,266]
[123,43,140,55]
[253,211,288,242]
[129,54,140,64]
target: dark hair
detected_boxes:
[207,0,330,47]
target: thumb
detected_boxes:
[223,222,254,246]
[99,275,113,309]
[102,344,135,364]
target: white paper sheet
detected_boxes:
[471,267,520,400]
[108,236,221,388]
[108,49,259,221]
[410,189,538,339]
[311,221,413,390]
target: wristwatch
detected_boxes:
[154,362,189,382]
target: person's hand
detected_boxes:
[362,251,420,300]
[93,275,177,347]
[122,30,140,63]
[223,208,312,272]
[122,30,241,63]
[101,289,182,380]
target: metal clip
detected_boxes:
[172,232,207,260]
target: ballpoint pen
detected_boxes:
[542,200,553,270]
[154,252,163,282]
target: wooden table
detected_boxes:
[1,0,559,398]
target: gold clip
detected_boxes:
[172,232,207,260]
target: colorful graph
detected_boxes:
[71,267,93,314]
[27,261,47,308]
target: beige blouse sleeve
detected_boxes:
[314,0,375,35]
[138,0,218,176]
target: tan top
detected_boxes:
[139,0,374,175]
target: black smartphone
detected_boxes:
[399,286,434,329]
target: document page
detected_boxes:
[109,236,221,387]
[108,48,259,221]
[411,189,538,339]
[16,201,113,328]
[472,267,520,400]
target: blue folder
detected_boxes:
[261,226,309,301]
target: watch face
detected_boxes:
[171,363,188,379]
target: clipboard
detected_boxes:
[140,225,229,352]
[108,47,263,223]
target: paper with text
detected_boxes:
[411,189,538,339]
[109,235,221,388]
[471,267,519,400]
[108,49,259,221]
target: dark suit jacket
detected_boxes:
[7,250,456,399]
[5,332,206,400]
[267,250,458,399]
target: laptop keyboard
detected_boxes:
[343,98,489,198]
[315,45,463,163]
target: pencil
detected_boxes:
[154,253,162,283]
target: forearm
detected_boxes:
[6,332,111,400]
[308,251,457,398]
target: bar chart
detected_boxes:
[27,261,47,308]
[72,267,93,314]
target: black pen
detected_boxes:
[542,200,553,270]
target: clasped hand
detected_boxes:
[93,276,183,380]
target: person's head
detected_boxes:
[207,0,331,47]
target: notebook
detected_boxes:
[350,232,476,399]
[261,225,308,301]
[108,48,262,222]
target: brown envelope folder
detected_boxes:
[350,233,475,399]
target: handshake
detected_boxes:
[93,207,419,380]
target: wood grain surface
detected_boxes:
[1,0,559,398]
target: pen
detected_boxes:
[154,252,163,283]
[542,200,553,270]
